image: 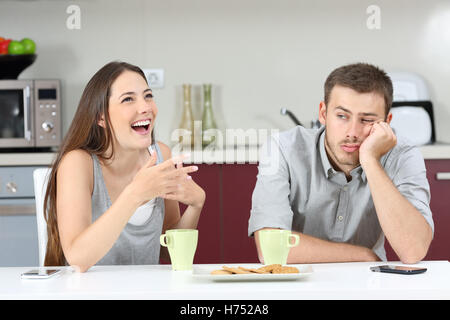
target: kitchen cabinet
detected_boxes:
[192,161,449,264]
[386,159,450,261]
[0,166,43,267]
[174,164,222,264]
[425,160,450,260]
[187,164,259,264]
[191,164,222,263]
[222,164,259,263]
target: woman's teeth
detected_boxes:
[131,119,151,134]
[131,120,151,127]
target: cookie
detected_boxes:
[257,264,282,273]
[271,266,299,274]
[222,266,252,274]
[210,269,233,275]
[238,266,269,274]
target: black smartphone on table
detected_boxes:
[370,265,427,275]
[20,269,62,279]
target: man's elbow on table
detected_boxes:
[396,234,432,265]
[398,252,425,265]
[397,245,429,265]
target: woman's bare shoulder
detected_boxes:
[59,149,93,168]
[58,149,94,187]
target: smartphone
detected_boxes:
[20,269,62,279]
[370,265,427,275]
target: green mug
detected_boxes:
[160,229,198,271]
[258,229,300,265]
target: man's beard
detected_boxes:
[324,133,361,168]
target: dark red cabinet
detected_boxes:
[386,160,450,261]
[425,160,450,260]
[222,164,259,263]
[190,164,259,264]
[179,164,222,264]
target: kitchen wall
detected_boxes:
[1,0,450,145]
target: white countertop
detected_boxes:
[0,143,449,166]
[418,143,450,160]
[1,261,449,300]
[0,152,56,166]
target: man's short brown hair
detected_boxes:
[324,62,393,116]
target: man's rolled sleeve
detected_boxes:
[248,135,294,236]
[390,146,435,237]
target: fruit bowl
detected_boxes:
[0,54,36,79]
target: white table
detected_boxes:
[1,261,449,300]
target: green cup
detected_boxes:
[160,229,198,271]
[258,229,300,265]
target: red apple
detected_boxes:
[0,39,11,55]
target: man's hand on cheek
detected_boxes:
[359,121,397,166]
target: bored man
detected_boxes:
[248,62,434,264]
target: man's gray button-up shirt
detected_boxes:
[248,126,434,261]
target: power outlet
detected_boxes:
[143,68,164,89]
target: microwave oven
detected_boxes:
[0,79,61,150]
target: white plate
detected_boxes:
[192,264,313,282]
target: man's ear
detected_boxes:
[385,112,393,124]
[319,101,327,125]
[97,114,106,128]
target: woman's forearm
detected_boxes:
[172,204,203,230]
[63,185,140,272]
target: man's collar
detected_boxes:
[319,128,335,179]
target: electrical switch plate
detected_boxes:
[143,68,164,89]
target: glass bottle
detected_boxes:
[178,84,194,148]
[201,84,217,147]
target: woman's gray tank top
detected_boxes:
[91,143,165,265]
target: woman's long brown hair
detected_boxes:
[43,61,152,266]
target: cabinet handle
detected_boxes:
[436,172,450,180]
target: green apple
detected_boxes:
[8,40,25,55]
[20,38,36,54]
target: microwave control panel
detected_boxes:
[34,80,61,147]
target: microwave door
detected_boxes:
[0,82,34,148]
